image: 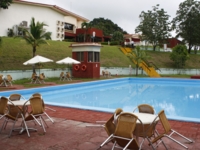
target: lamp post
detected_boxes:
[92,31,95,43]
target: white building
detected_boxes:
[0,0,89,40]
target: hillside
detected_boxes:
[0,37,200,70]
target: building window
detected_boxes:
[88,52,93,62]
[94,52,100,62]
[88,52,100,62]
[64,23,73,31]
[77,52,84,62]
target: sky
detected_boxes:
[25,0,185,35]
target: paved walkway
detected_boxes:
[0,106,200,150]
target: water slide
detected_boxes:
[120,47,160,77]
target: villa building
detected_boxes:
[0,0,89,40]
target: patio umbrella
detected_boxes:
[56,57,80,71]
[23,55,53,74]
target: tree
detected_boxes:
[19,17,52,73]
[111,31,124,44]
[172,0,200,54]
[0,0,12,9]
[135,4,171,51]
[170,45,189,68]
[89,18,127,36]
[81,22,92,42]
[127,46,149,76]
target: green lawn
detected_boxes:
[0,37,200,71]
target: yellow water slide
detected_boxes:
[120,47,160,77]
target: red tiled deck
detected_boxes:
[1,105,200,150]
[1,84,200,149]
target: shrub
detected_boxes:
[7,28,14,37]
[170,45,189,68]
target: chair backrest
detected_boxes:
[114,112,139,149]
[39,74,44,80]
[104,108,123,136]
[60,72,64,77]
[66,72,71,78]
[9,94,21,101]
[0,96,8,115]
[32,73,37,79]
[32,93,42,98]
[0,74,3,83]
[41,73,45,78]
[31,93,45,110]
[138,104,155,114]
[7,100,22,118]
[29,96,44,115]
[102,70,105,76]
[6,75,12,82]
[158,110,171,133]
[115,112,138,138]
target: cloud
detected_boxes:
[26,0,183,34]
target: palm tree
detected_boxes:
[81,22,92,42]
[127,46,149,76]
[0,0,12,9]
[19,17,52,73]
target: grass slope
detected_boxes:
[0,37,134,70]
[0,37,200,71]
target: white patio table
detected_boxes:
[133,112,159,142]
[8,100,36,137]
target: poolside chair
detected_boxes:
[5,75,13,86]
[0,75,5,86]
[87,108,123,128]
[97,112,140,150]
[66,72,72,81]
[60,72,65,81]
[0,75,8,87]
[133,104,156,114]
[88,108,123,148]
[135,113,167,150]
[0,96,8,120]
[104,108,123,136]
[0,97,25,137]
[41,73,45,79]
[31,73,37,83]
[104,70,111,78]
[150,110,193,149]
[39,73,45,83]
[31,93,55,124]
[23,96,46,136]
[102,70,105,76]
[9,93,26,101]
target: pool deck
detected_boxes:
[1,105,200,150]
[1,83,200,149]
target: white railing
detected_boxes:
[1,67,200,80]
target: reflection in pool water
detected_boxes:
[1,78,200,123]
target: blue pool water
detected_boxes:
[1,78,200,123]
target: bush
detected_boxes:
[110,41,119,45]
[7,28,14,37]
[170,45,189,68]
[63,38,75,42]
[101,42,108,45]
[101,41,119,46]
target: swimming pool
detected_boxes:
[1,78,200,123]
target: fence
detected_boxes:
[1,67,200,80]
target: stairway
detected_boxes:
[120,47,160,77]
